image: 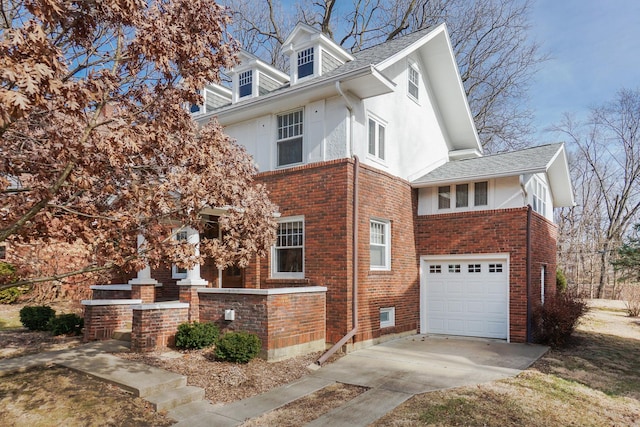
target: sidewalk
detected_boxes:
[0,336,548,426]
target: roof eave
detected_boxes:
[410,167,546,189]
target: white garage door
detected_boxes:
[422,258,508,339]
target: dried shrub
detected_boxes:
[175,321,220,350]
[214,331,261,363]
[623,285,640,317]
[48,313,84,336]
[19,305,56,331]
[533,292,589,347]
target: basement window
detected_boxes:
[380,307,395,328]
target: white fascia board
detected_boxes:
[196,66,394,127]
[546,145,576,207]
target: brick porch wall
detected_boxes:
[415,207,530,342]
[530,211,559,307]
[130,303,189,352]
[82,300,140,341]
[198,287,326,360]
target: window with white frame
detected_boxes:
[172,229,188,279]
[532,178,547,216]
[239,70,252,98]
[408,62,420,101]
[456,184,469,208]
[297,47,314,78]
[277,109,304,167]
[368,117,385,160]
[370,219,391,270]
[438,181,489,210]
[272,217,304,278]
[541,265,546,304]
[380,307,395,328]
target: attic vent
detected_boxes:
[298,47,314,78]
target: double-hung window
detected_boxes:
[456,184,469,208]
[532,178,547,216]
[239,70,252,98]
[172,229,188,279]
[368,117,386,160]
[408,62,420,101]
[474,181,488,206]
[273,217,304,278]
[277,110,304,167]
[297,47,314,79]
[370,219,391,270]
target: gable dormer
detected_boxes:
[281,23,354,85]
[231,51,289,103]
[190,83,232,114]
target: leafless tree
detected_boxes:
[222,0,546,152]
[554,88,640,298]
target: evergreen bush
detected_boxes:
[214,331,261,363]
[556,269,568,294]
[175,321,220,350]
[48,313,84,336]
[19,305,56,331]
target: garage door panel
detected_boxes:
[424,258,508,340]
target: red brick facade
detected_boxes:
[130,305,189,352]
[415,207,558,342]
[83,302,137,341]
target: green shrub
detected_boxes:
[0,286,27,304]
[214,331,261,363]
[556,269,568,294]
[48,313,84,336]
[19,305,56,331]
[175,321,220,350]
[532,292,588,347]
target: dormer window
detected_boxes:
[297,47,314,79]
[239,70,253,98]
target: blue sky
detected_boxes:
[529,0,640,142]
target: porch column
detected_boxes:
[129,234,158,303]
[176,227,208,287]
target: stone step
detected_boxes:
[112,329,131,342]
[146,385,206,412]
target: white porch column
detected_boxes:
[129,234,158,285]
[177,227,208,286]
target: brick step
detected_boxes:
[146,385,206,412]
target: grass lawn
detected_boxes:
[373,302,640,426]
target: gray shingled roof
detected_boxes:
[411,143,564,186]
[209,27,435,113]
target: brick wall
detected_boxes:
[416,207,530,342]
[198,288,326,359]
[254,159,419,347]
[530,211,559,308]
[130,304,189,352]
[82,302,136,341]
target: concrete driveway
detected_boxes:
[304,334,548,426]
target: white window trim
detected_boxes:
[171,229,188,279]
[380,307,395,328]
[532,177,548,217]
[367,113,387,163]
[541,265,546,305]
[370,218,391,271]
[436,180,490,212]
[275,109,305,169]
[296,46,315,81]
[271,215,305,279]
[407,60,420,103]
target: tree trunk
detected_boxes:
[596,245,609,298]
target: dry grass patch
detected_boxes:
[373,302,640,427]
[240,382,368,426]
[0,366,173,427]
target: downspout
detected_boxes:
[317,83,358,365]
[526,205,533,343]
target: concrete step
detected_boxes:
[146,385,206,412]
[168,400,219,422]
[112,329,132,342]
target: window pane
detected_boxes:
[278,137,303,166]
[239,70,252,97]
[277,248,303,273]
[368,119,376,155]
[456,184,468,208]
[438,186,450,209]
[408,66,419,99]
[474,181,488,206]
[298,47,314,78]
[370,245,385,267]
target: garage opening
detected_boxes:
[420,255,509,340]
